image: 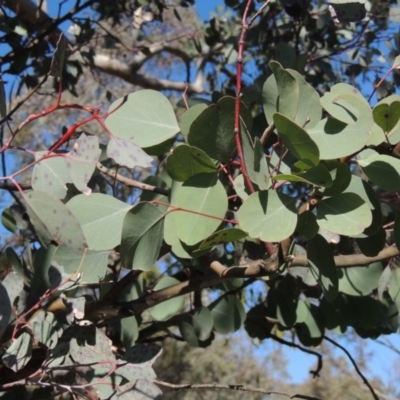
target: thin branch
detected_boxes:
[268,333,323,377]
[260,123,275,146]
[96,163,170,196]
[324,336,379,400]
[154,380,322,400]
[0,181,32,191]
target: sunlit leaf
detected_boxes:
[67,193,131,250]
[238,190,297,242]
[24,191,87,252]
[105,90,179,147]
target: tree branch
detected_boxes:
[324,336,379,400]
[2,0,206,93]
[96,162,170,196]
[85,246,399,321]
[154,380,322,400]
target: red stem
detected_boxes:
[234,0,255,194]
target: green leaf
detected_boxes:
[263,62,322,128]
[2,208,17,233]
[209,294,245,334]
[373,97,400,145]
[178,307,214,346]
[166,145,217,181]
[122,343,162,367]
[358,153,400,191]
[66,134,101,194]
[253,138,270,189]
[105,90,179,148]
[288,68,322,129]
[276,285,298,328]
[119,316,139,349]
[245,303,275,340]
[344,175,382,237]
[389,267,400,309]
[67,193,132,250]
[268,61,298,121]
[395,211,400,251]
[121,202,164,271]
[295,302,323,346]
[6,248,29,280]
[166,174,228,246]
[338,262,383,296]
[320,84,370,124]
[275,163,332,187]
[188,96,252,162]
[32,152,70,199]
[180,103,208,139]
[2,271,23,305]
[233,174,251,200]
[329,0,366,22]
[295,211,319,240]
[30,245,57,300]
[262,73,280,124]
[273,113,320,167]
[308,116,372,160]
[148,277,185,321]
[31,311,61,349]
[355,228,386,257]
[238,190,298,242]
[107,136,153,169]
[317,160,351,197]
[308,234,338,302]
[0,281,11,340]
[199,228,247,249]
[53,247,109,284]
[316,193,372,236]
[2,332,32,372]
[24,191,87,253]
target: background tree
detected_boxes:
[0,0,399,399]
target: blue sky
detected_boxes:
[1,0,399,393]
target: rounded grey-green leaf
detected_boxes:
[295,211,319,240]
[24,190,88,253]
[188,96,252,162]
[105,89,179,148]
[199,228,247,249]
[273,113,320,167]
[358,153,400,191]
[67,193,132,251]
[308,234,338,303]
[308,116,372,160]
[317,160,351,197]
[0,281,11,340]
[166,144,217,181]
[338,262,383,296]
[238,190,298,242]
[53,247,109,284]
[316,193,372,236]
[180,103,208,139]
[209,294,245,334]
[169,173,228,246]
[344,175,382,238]
[178,307,214,347]
[275,163,332,188]
[355,228,386,257]
[121,202,165,271]
[2,332,32,372]
[148,277,185,321]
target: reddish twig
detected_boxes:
[234,1,270,193]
